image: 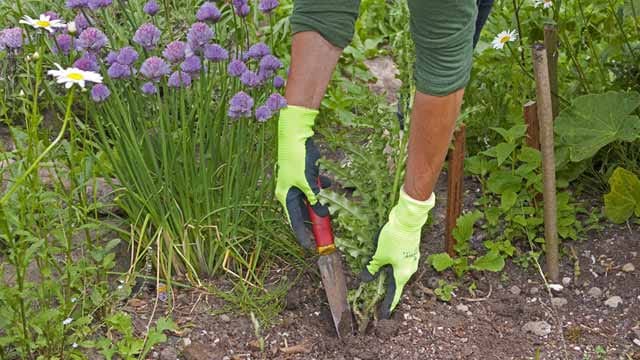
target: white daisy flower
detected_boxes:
[47,64,103,89]
[67,21,77,34]
[70,297,77,303]
[533,0,553,8]
[492,30,518,50]
[19,14,66,33]
[72,343,78,348]
[62,317,73,326]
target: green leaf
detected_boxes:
[555,91,640,162]
[500,191,518,211]
[604,167,640,223]
[518,147,541,165]
[494,143,517,166]
[471,251,505,272]
[487,171,522,194]
[452,210,483,243]
[427,253,455,272]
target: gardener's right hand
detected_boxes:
[275,105,328,249]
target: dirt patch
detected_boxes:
[125,173,639,359]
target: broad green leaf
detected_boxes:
[491,125,527,144]
[427,253,455,272]
[604,167,640,223]
[452,210,483,243]
[518,147,541,165]
[500,191,518,211]
[487,171,522,194]
[471,251,505,272]
[555,91,640,162]
[494,143,517,166]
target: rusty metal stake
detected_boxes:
[445,124,465,257]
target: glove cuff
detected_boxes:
[278,105,318,137]
[389,187,436,232]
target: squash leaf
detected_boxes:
[604,167,640,223]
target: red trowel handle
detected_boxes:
[306,178,335,255]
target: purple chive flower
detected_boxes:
[244,42,270,60]
[181,55,201,74]
[107,62,131,79]
[91,84,110,102]
[162,40,187,63]
[73,52,100,72]
[116,46,138,65]
[133,23,161,50]
[143,0,160,15]
[54,33,73,55]
[259,54,282,72]
[258,0,279,13]
[140,56,170,80]
[266,93,287,112]
[196,2,221,23]
[228,59,247,77]
[141,81,158,94]
[105,50,118,65]
[255,105,272,122]
[66,0,89,9]
[1,28,24,50]
[273,76,285,88]
[186,22,214,51]
[44,11,61,20]
[232,0,250,17]
[240,71,261,88]
[74,13,91,32]
[168,71,192,88]
[77,27,108,52]
[203,44,228,62]
[88,0,112,10]
[228,91,254,118]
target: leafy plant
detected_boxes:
[604,167,640,223]
[433,280,458,302]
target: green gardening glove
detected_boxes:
[275,105,329,249]
[361,188,436,318]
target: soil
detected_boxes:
[124,174,640,360]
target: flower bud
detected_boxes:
[67,21,77,34]
[32,52,40,60]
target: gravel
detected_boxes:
[622,263,635,272]
[522,321,552,337]
[604,296,623,308]
[587,287,603,299]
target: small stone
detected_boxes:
[593,265,605,276]
[604,296,623,308]
[562,277,571,287]
[159,347,178,360]
[529,287,539,295]
[549,284,564,292]
[551,297,568,308]
[426,277,439,289]
[622,263,635,272]
[509,286,521,295]
[182,338,192,347]
[633,339,640,347]
[456,304,469,312]
[220,314,231,323]
[587,287,602,298]
[522,321,552,337]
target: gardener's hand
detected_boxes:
[361,189,436,318]
[275,105,329,249]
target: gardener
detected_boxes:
[276,0,495,318]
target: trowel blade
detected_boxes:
[317,251,353,338]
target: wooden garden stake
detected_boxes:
[544,23,559,118]
[445,124,465,257]
[524,101,541,151]
[532,44,559,283]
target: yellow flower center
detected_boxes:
[500,36,511,44]
[36,20,51,27]
[67,73,84,81]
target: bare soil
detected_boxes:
[125,174,640,360]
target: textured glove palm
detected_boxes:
[362,189,436,318]
[275,105,327,248]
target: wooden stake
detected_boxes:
[524,101,540,151]
[544,24,559,118]
[532,44,559,283]
[445,124,465,257]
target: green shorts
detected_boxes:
[290,0,478,96]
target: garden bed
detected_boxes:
[124,175,640,360]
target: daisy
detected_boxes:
[492,30,518,50]
[533,0,553,8]
[62,317,73,326]
[47,63,103,89]
[20,14,66,33]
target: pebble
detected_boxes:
[183,337,192,347]
[159,347,178,360]
[593,265,605,276]
[587,287,603,298]
[522,321,552,337]
[551,297,568,308]
[426,277,440,289]
[456,304,469,312]
[509,286,521,295]
[220,314,231,323]
[622,263,635,272]
[604,296,623,308]
[562,277,571,287]
[529,287,539,295]
[549,284,564,292]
